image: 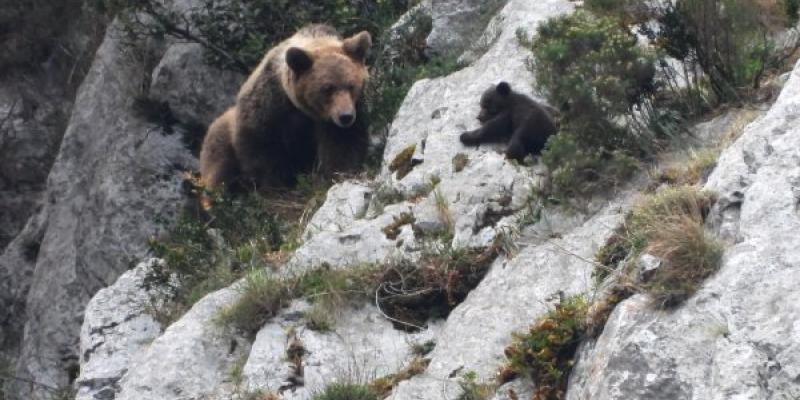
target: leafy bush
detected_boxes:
[503,296,588,400]
[521,11,660,199]
[645,0,797,102]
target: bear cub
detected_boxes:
[200,24,372,192]
[459,82,557,162]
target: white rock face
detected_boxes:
[567,59,800,400]
[6,18,196,397]
[114,284,249,400]
[243,303,439,399]
[426,0,508,55]
[76,260,164,400]
[391,194,632,400]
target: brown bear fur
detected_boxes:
[200,24,372,191]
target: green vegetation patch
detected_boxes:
[594,186,723,307]
[502,296,588,400]
[218,238,501,334]
[145,189,287,325]
[312,383,379,400]
[520,11,662,201]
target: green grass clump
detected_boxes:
[503,296,588,400]
[656,149,719,186]
[312,383,378,400]
[219,238,501,333]
[216,269,291,333]
[594,186,723,307]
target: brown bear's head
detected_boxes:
[477,81,513,123]
[286,31,371,128]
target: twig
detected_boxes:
[374,282,426,331]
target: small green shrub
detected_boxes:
[312,383,378,400]
[648,0,796,102]
[520,11,662,200]
[216,268,291,333]
[369,357,430,397]
[503,296,588,400]
[145,190,286,324]
[786,0,800,25]
[456,371,496,400]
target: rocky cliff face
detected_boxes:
[567,61,800,400]
[3,0,800,399]
[0,5,240,398]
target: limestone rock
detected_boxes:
[6,20,195,397]
[567,59,800,400]
[76,260,165,400]
[243,303,439,398]
[149,42,243,127]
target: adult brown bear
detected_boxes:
[200,24,372,191]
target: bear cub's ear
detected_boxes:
[287,47,314,73]
[496,82,511,96]
[343,31,372,63]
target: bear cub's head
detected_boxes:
[286,31,372,128]
[476,81,513,123]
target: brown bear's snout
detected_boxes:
[330,92,357,128]
[337,112,355,127]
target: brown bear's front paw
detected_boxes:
[460,131,480,146]
[505,144,527,163]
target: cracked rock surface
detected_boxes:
[567,59,800,400]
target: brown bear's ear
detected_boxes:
[287,47,314,74]
[496,82,511,96]
[343,31,372,63]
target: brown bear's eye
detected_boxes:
[323,84,336,95]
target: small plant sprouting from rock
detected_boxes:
[311,383,379,400]
[456,371,496,400]
[655,149,720,187]
[382,212,416,240]
[389,144,417,180]
[369,357,430,397]
[433,189,455,235]
[502,296,588,400]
